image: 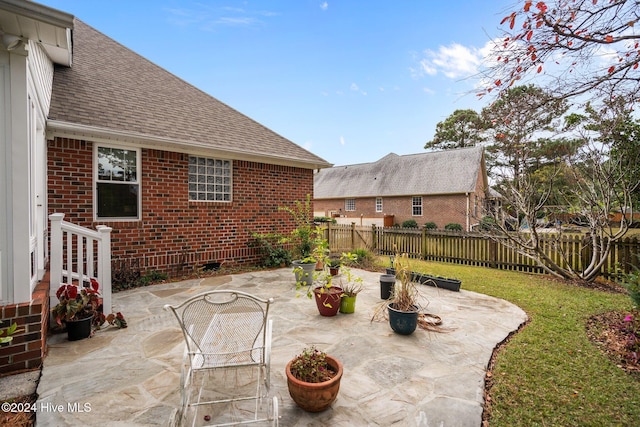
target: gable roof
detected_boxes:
[314,146,486,199]
[47,19,331,170]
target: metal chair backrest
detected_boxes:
[167,290,273,369]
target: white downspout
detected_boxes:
[466,193,470,232]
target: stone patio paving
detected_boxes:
[36,267,527,426]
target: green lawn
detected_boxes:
[376,257,640,426]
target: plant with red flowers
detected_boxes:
[52,279,102,325]
[51,279,127,329]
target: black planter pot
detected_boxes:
[387,303,419,335]
[65,315,93,341]
[379,274,396,300]
[387,268,461,292]
[420,275,461,292]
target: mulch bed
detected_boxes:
[0,394,36,427]
[585,310,640,379]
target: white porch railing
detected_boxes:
[49,213,112,315]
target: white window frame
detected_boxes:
[345,198,355,212]
[188,156,233,202]
[376,197,383,213]
[94,144,142,221]
[412,196,423,216]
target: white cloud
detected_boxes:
[340,136,345,145]
[320,2,328,11]
[416,43,482,79]
[350,83,367,95]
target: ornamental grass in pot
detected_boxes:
[285,346,343,412]
[371,251,422,335]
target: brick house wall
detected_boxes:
[48,137,312,276]
[0,276,49,374]
[315,168,487,230]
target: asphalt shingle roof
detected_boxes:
[314,146,485,198]
[48,19,330,169]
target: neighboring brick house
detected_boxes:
[314,147,490,231]
[1,1,329,374]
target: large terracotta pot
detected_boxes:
[313,286,343,316]
[285,355,343,412]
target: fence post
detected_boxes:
[371,224,377,253]
[422,227,427,260]
[350,222,356,250]
[96,225,112,314]
[48,213,64,307]
[490,238,497,269]
[326,222,332,250]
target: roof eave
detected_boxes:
[0,0,73,66]
[47,120,333,170]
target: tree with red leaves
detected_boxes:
[480,0,640,103]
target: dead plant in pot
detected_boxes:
[371,251,441,335]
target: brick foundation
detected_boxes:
[0,274,49,375]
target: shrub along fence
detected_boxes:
[321,223,640,279]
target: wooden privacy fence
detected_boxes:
[321,223,640,279]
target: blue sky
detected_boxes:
[40,0,513,166]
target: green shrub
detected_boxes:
[402,219,418,228]
[314,216,336,224]
[444,223,463,231]
[350,248,374,268]
[619,262,640,308]
[250,232,292,267]
[479,216,497,231]
[424,222,437,229]
[137,270,168,287]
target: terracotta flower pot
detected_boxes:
[285,355,343,412]
[313,286,343,316]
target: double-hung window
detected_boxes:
[188,156,232,201]
[376,197,383,213]
[95,145,141,220]
[412,196,423,216]
[345,198,355,211]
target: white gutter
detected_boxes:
[47,120,332,170]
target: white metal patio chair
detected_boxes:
[164,290,279,426]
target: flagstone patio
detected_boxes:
[36,268,527,426]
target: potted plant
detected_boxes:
[280,196,319,286]
[386,263,461,292]
[285,346,343,412]
[328,257,341,276]
[51,279,127,341]
[383,252,421,335]
[311,267,343,317]
[336,253,363,314]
